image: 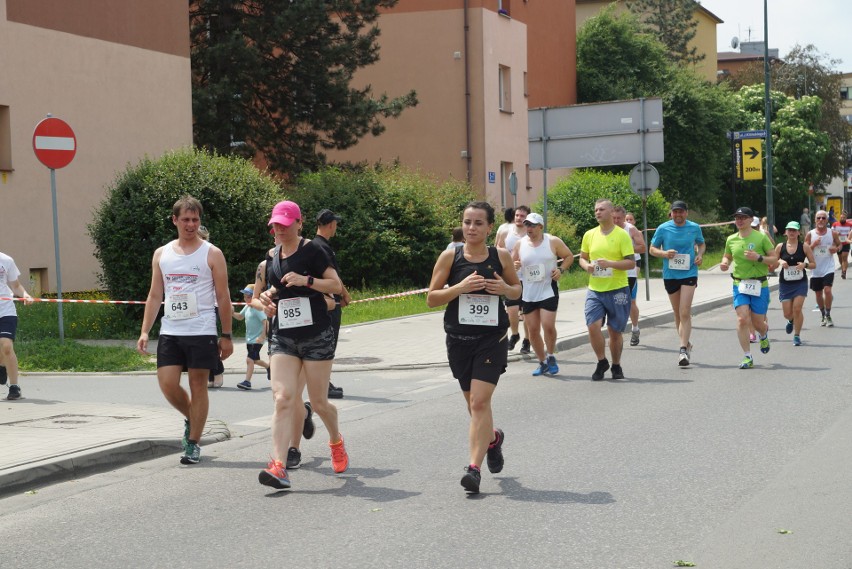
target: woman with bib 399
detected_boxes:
[427,201,522,494]
[255,200,347,491]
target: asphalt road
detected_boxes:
[2,302,851,569]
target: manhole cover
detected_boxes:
[6,414,139,429]
[335,357,382,365]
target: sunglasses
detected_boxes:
[816,216,827,219]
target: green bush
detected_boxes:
[291,166,475,288]
[539,213,579,251]
[88,148,282,327]
[544,170,670,239]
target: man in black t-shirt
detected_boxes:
[314,209,351,398]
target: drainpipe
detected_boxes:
[463,0,472,184]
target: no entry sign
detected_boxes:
[32,117,77,169]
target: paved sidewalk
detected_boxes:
[0,268,758,496]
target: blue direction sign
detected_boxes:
[727,130,767,140]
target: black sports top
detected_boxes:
[443,246,509,336]
[778,240,808,284]
[266,239,333,338]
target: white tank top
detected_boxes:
[624,222,638,277]
[809,229,835,278]
[504,227,526,278]
[519,233,557,302]
[159,240,218,336]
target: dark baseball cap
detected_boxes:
[733,206,755,218]
[316,209,342,225]
[670,200,688,211]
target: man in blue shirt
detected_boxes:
[649,201,706,367]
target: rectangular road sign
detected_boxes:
[741,138,763,180]
[730,130,767,141]
[529,98,663,170]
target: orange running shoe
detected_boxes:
[258,459,290,490]
[329,435,349,473]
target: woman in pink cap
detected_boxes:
[252,200,348,490]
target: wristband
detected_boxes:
[220,333,232,340]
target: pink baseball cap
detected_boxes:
[268,200,301,228]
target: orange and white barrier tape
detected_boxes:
[0,297,147,304]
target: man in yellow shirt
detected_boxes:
[579,199,636,381]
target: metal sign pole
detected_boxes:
[639,98,650,301]
[50,168,65,342]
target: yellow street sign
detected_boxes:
[741,138,763,180]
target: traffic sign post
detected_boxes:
[32,115,76,342]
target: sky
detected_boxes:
[700,0,852,72]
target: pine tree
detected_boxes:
[626,0,704,65]
[190,0,417,177]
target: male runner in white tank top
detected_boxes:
[805,210,841,327]
[137,196,233,465]
[512,212,573,376]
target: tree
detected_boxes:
[577,9,737,211]
[577,7,670,102]
[88,148,281,318]
[773,45,850,181]
[627,0,703,65]
[190,0,418,178]
[733,85,831,218]
[719,44,851,182]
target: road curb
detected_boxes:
[0,420,230,498]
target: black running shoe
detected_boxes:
[461,465,481,494]
[486,429,505,473]
[519,339,531,355]
[0,365,6,385]
[7,384,21,400]
[611,364,624,380]
[286,447,302,470]
[328,383,344,399]
[592,359,610,381]
[303,402,315,440]
[507,334,520,351]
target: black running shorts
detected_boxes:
[157,334,220,370]
[446,331,508,391]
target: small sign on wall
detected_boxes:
[488,171,496,184]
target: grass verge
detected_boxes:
[16,340,155,373]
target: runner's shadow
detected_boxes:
[0,398,62,405]
[266,470,421,502]
[496,477,616,505]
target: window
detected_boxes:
[841,86,850,101]
[500,161,513,207]
[498,65,511,112]
[0,106,11,171]
[523,71,528,98]
[498,0,510,17]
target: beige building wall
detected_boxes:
[328,4,530,207]
[575,0,721,83]
[841,72,852,121]
[0,0,192,293]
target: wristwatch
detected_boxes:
[307,276,315,288]
[220,333,232,340]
